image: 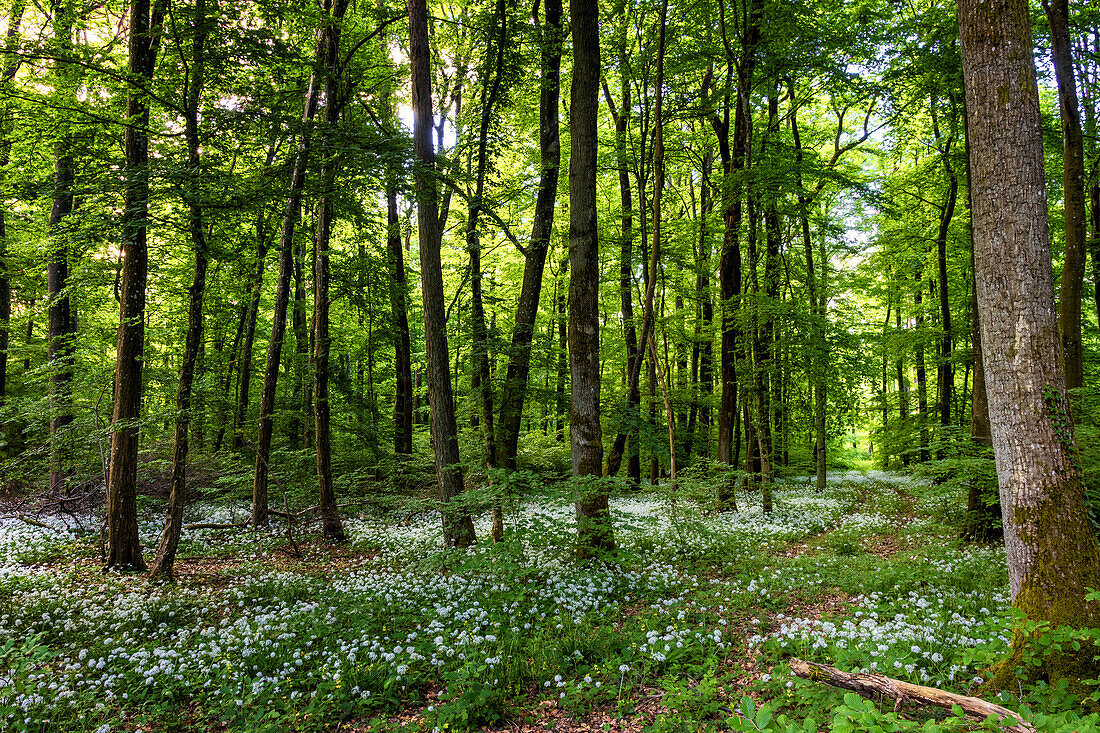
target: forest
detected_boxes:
[0,0,1099,729]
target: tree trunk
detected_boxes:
[47,0,76,492]
[789,81,827,491]
[600,35,641,484]
[495,0,562,471]
[696,151,715,459]
[570,0,613,557]
[914,265,929,462]
[107,0,167,571]
[959,0,1100,657]
[555,264,567,443]
[1043,0,1087,390]
[410,0,475,547]
[149,0,210,580]
[0,2,23,409]
[468,0,509,474]
[251,15,327,526]
[313,0,349,545]
[289,226,310,448]
[231,227,268,451]
[715,0,758,475]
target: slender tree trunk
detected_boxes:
[313,0,349,544]
[149,0,210,580]
[959,0,1100,657]
[495,0,562,472]
[696,151,715,459]
[600,36,641,484]
[570,0,613,557]
[107,0,167,571]
[789,82,827,491]
[914,266,929,462]
[896,303,910,467]
[289,230,310,447]
[251,15,327,526]
[231,229,268,451]
[468,0,508,474]
[715,3,758,475]
[648,0,672,484]
[1043,0,1087,390]
[0,2,24,409]
[410,0,475,547]
[555,264,567,443]
[47,0,76,492]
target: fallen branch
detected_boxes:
[18,515,52,529]
[270,501,363,519]
[183,521,249,531]
[789,658,1035,732]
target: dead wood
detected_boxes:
[183,521,249,531]
[789,658,1035,732]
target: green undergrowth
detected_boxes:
[0,470,1098,731]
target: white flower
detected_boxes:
[618,664,630,673]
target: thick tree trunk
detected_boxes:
[959,0,1100,645]
[251,16,327,526]
[1043,0,1087,390]
[313,0,349,545]
[47,0,76,492]
[149,0,209,580]
[106,0,167,571]
[570,0,613,557]
[495,0,562,471]
[410,0,475,547]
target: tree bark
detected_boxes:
[410,0,475,547]
[1043,0,1087,390]
[47,0,76,492]
[313,0,349,545]
[251,13,327,527]
[914,265,929,462]
[149,0,210,580]
[468,0,509,473]
[570,0,613,557]
[789,81,826,492]
[714,0,758,476]
[230,227,268,451]
[495,0,562,471]
[0,1,23,409]
[106,0,167,571]
[959,0,1100,641]
[600,37,641,484]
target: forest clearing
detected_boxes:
[0,469,1067,732]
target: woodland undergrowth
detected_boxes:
[0,464,1097,733]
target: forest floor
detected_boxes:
[0,468,1087,732]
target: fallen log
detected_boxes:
[789,658,1035,732]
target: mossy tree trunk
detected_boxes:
[959,0,1100,646]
